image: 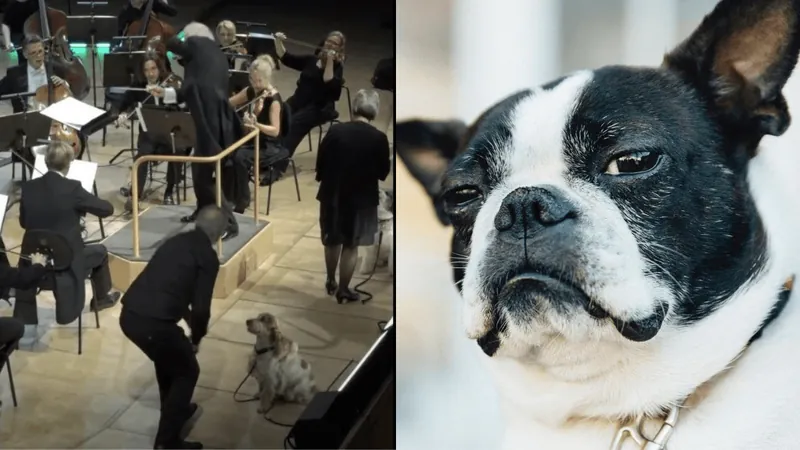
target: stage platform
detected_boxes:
[105,205,274,297]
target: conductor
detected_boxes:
[119,205,226,449]
[159,22,242,240]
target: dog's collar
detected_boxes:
[610,275,795,450]
[254,345,274,355]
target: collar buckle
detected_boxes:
[610,405,680,450]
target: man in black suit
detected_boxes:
[120,205,225,450]
[162,22,242,240]
[0,34,68,177]
[15,141,120,326]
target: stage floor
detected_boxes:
[104,205,268,262]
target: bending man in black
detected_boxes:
[162,22,242,240]
[119,205,225,450]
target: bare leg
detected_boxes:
[324,245,341,295]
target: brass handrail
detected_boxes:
[130,129,261,258]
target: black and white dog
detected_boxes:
[398,0,800,448]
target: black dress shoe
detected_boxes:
[180,211,198,223]
[91,291,121,312]
[154,440,203,449]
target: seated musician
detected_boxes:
[117,0,177,37]
[272,31,345,185]
[227,55,289,212]
[215,20,248,70]
[0,34,69,175]
[113,53,185,211]
[19,141,121,311]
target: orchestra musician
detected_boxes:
[117,0,177,37]
[0,0,39,66]
[272,30,345,186]
[227,54,289,212]
[0,34,69,176]
[17,141,121,323]
[162,22,242,240]
[112,53,187,212]
[215,20,248,70]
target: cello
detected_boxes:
[122,0,177,68]
[23,0,90,100]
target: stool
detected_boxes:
[0,341,18,408]
[261,157,301,215]
[307,119,341,153]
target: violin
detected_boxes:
[23,1,90,100]
[123,0,177,68]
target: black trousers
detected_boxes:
[191,162,237,230]
[277,100,336,173]
[120,309,198,446]
[85,244,113,302]
[134,134,184,198]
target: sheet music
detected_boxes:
[40,97,106,130]
[33,155,98,192]
[0,194,8,234]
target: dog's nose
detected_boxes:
[494,185,577,236]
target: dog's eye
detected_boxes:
[605,151,662,175]
[443,186,482,209]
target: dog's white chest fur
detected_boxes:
[494,70,800,450]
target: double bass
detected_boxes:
[122,0,177,68]
[26,0,84,156]
[23,0,90,100]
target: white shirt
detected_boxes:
[26,63,47,110]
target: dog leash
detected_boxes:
[231,344,294,428]
[610,275,795,449]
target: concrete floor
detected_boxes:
[0,1,394,448]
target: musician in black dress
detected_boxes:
[227,55,288,212]
[112,53,186,211]
[272,30,345,185]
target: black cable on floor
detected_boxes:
[352,231,385,304]
[231,361,294,428]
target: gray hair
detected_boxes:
[183,22,215,41]
[22,34,43,48]
[352,89,380,121]
[44,141,74,173]
[195,205,227,242]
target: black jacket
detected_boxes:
[18,172,114,323]
[122,229,219,345]
[166,36,243,157]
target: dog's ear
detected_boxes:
[396,119,468,225]
[273,331,294,361]
[664,0,800,142]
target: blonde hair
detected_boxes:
[249,55,276,83]
[327,30,346,61]
[183,22,215,41]
[216,20,235,37]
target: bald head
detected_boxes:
[195,205,226,241]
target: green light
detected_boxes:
[69,43,111,49]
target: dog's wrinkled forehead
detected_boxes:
[449,67,712,187]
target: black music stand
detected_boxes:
[0,111,52,180]
[66,11,117,107]
[234,22,280,69]
[228,70,249,96]
[103,51,147,87]
[140,107,196,204]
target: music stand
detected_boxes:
[229,70,249,96]
[103,51,147,87]
[66,10,117,107]
[0,111,52,179]
[140,107,196,204]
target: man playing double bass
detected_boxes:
[151,22,242,240]
[0,34,68,176]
